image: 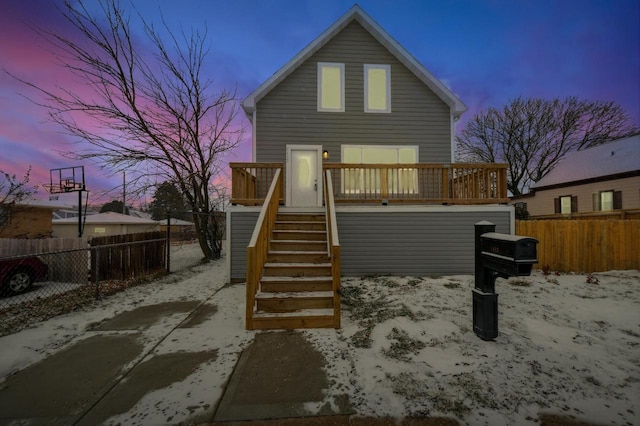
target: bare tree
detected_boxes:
[457,97,639,196]
[10,0,242,259]
[0,167,38,235]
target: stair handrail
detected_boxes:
[324,170,341,328]
[246,168,282,330]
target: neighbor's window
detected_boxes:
[342,145,417,194]
[317,62,344,112]
[364,64,391,113]
[600,190,614,211]
[593,190,622,211]
[555,195,577,214]
[560,195,572,214]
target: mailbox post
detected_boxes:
[473,221,538,341]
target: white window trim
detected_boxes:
[341,144,418,194]
[364,64,391,113]
[317,62,345,112]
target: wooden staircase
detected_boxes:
[249,213,339,330]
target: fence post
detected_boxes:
[166,210,171,273]
[94,247,100,300]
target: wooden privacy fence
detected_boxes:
[0,238,89,283]
[516,220,640,273]
[90,231,167,282]
[0,237,88,257]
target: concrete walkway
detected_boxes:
[0,291,462,426]
[0,288,595,426]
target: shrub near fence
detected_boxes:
[516,220,640,273]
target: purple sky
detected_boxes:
[1,0,638,205]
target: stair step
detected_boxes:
[277,214,326,222]
[263,262,331,277]
[255,291,334,312]
[250,309,336,330]
[255,290,334,299]
[274,221,326,231]
[270,240,327,251]
[267,250,329,263]
[272,230,326,241]
[260,276,333,292]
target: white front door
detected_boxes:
[286,145,323,207]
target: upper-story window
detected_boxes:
[364,64,391,113]
[317,62,345,112]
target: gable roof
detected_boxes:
[532,134,640,189]
[242,5,466,119]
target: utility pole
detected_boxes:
[122,171,126,214]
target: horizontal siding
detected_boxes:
[229,211,260,280]
[336,210,511,276]
[256,21,452,164]
[229,208,512,278]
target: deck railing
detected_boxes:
[324,163,508,204]
[324,170,341,328]
[230,162,508,205]
[245,168,282,330]
[230,162,284,206]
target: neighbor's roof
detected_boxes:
[241,5,466,119]
[17,198,75,210]
[533,134,640,189]
[157,218,194,226]
[53,212,158,225]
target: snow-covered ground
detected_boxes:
[0,242,638,425]
[307,271,640,425]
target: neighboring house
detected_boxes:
[52,208,99,220]
[0,199,72,239]
[228,6,513,329]
[129,209,153,220]
[52,212,159,238]
[512,135,640,217]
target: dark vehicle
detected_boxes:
[0,256,49,295]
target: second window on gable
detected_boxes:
[364,64,391,113]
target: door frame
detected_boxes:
[285,144,323,207]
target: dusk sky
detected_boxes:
[1,0,638,205]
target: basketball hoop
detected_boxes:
[48,166,85,194]
[48,166,86,237]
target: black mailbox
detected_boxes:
[480,233,538,277]
[473,222,538,341]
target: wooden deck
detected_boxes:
[231,162,509,206]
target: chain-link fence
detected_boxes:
[0,233,169,336]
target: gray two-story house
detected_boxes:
[227,6,513,330]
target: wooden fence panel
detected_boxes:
[516,220,640,273]
[0,238,88,257]
[0,238,89,283]
[90,232,166,281]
